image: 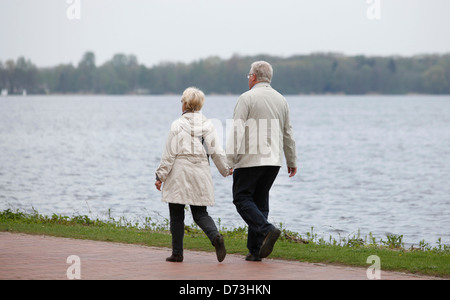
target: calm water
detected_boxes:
[1,95,449,245]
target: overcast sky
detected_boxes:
[1,0,450,67]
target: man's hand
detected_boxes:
[287,167,297,178]
[155,180,162,191]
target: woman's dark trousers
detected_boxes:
[169,203,219,256]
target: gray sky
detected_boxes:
[1,0,450,67]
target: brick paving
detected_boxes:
[0,232,437,280]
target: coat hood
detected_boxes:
[178,112,212,137]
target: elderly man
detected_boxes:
[227,61,297,261]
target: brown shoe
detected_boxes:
[166,254,183,262]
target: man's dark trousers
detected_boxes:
[232,166,280,255]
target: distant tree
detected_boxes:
[55,64,78,93]
[423,65,450,94]
[388,58,397,73]
[0,61,4,90]
[77,51,97,93]
[4,60,15,93]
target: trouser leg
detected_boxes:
[247,210,269,255]
[168,203,185,256]
[190,205,219,244]
[232,166,280,254]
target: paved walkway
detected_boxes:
[0,232,437,280]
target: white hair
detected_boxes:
[182,87,205,112]
[250,61,273,83]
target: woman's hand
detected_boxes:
[155,180,162,191]
[229,168,234,176]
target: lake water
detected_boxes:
[1,95,449,245]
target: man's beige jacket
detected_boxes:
[227,82,297,169]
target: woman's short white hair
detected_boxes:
[250,61,273,83]
[182,87,205,112]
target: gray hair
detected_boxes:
[250,61,273,83]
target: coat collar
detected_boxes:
[251,82,271,90]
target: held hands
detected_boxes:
[156,168,287,191]
[156,169,233,191]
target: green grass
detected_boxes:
[1,208,449,278]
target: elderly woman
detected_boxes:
[155,87,232,263]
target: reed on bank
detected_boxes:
[1,208,448,278]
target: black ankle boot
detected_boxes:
[245,252,261,262]
[166,254,183,262]
[212,234,226,262]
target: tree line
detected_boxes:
[1,52,449,95]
